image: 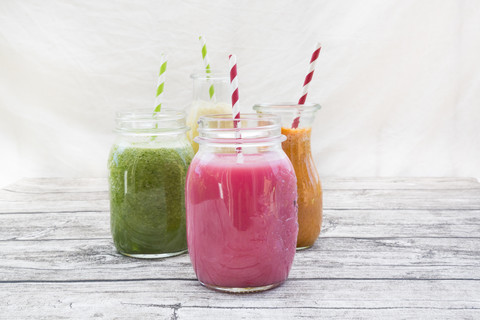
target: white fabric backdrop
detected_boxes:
[1,0,479,187]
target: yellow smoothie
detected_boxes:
[187,100,231,153]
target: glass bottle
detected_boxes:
[186,72,232,153]
[185,113,298,292]
[254,103,322,250]
[108,109,193,258]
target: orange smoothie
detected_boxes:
[281,127,322,248]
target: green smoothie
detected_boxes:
[108,142,193,257]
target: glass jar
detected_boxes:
[186,72,232,153]
[108,109,194,258]
[254,103,322,250]
[186,114,298,293]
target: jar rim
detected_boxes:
[190,71,229,80]
[198,113,281,128]
[115,109,189,135]
[253,102,321,112]
[116,109,185,120]
[196,113,285,145]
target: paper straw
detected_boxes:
[229,54,243,160]
[199,36,216,101]
[154,54,168,113]
[292,42,322,128]
[228,54,240,128]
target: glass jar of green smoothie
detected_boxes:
[108,109,193,258]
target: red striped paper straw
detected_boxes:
[292,42,322,128]
[229,54,241,128]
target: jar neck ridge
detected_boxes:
[195,113,286,153]
[253,102,321,129]
[115,109,189,136]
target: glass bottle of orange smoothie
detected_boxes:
[254,103,322,250]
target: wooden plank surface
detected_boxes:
[5,176,479,192]
[1,177,479,319]
[2,177,479,213]
[2,188,480,213]
[1,280,479,319]
[2,209,479,241]
[0,237,479,281]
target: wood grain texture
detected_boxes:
[5,177,479,193]
[1,280,479,319]
[2,177,479,213]
[2,189,480,214]
[1,209,480,241]
[1,177,479,319]
[0,237,479,282]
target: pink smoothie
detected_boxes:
[186,152,298,288]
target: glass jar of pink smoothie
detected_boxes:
[185,113,298,293]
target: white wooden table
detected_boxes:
[1,177,479,319]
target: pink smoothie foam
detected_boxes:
[186,152,298,288]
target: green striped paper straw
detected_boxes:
[199,36,216,101]
[154,54,168,113]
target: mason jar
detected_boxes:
[108,109,193,258]
[185,113,298,292]
[254,103,322,250]
[186,72,232,153]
